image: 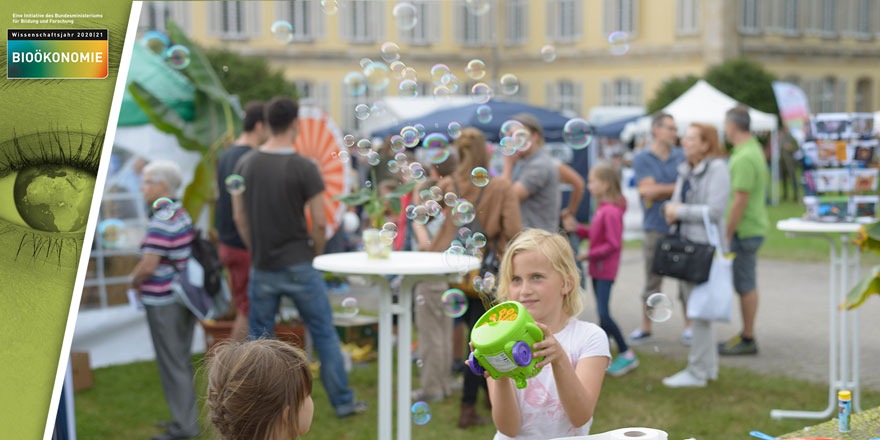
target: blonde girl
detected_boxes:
[484,229,611,439]
[207,339,314,440]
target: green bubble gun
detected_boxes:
[467,301,544,389]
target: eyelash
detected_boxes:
[0,129,103,267]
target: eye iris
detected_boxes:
[13,165,95,233]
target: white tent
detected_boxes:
[663,80,779,133]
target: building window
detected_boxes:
[341,0,384,44]
[278,0,321,42]
[769,0,800,35]
[548,80,583,116]
[817,77,841,112]
[454,0,494,47]
[342,88,385,134]
[397,0,439,45]
[547,0,582,43]
[603,0,637,36]
[806,0,837,37]
[601,78,643,107]
[739,0,762,34]
[855,78,873,112]
[843,0,873,38]
[140,2,170,32]
[505,0,528,46]
[207,1,260,40]
[676,0,700,35]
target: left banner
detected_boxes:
[0,0,135,438]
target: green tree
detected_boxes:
[704,58,779,117]
[647,75,700,113]
[204,49,299,105]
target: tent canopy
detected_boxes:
[663,80,779,133]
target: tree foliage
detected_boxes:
[704,58,779,115]
[204,49,299,106]
[647,75,700,114]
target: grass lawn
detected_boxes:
[74,351,880,439]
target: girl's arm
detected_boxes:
[532,322,606,428]
[487,376,522,437]
[586,210,622,261]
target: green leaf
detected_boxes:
[388,180,417,198]
[165,21,225,94]
[365,199,385,229]
[843,267,880,310]
[334,188,373,206]
[128,82,203,152]
[865,221,880,241]
[182,157,216,226]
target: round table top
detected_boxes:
[777,218,866,234]
[313,251,481,276]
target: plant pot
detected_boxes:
[201,320,307,353]
[362,228,391,259]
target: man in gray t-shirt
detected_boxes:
[502,113,561,232]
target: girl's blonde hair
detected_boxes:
[496,229,584,317]
[590,162,623,203]
[207,339,313,440]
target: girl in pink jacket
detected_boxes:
[564,163,637,376]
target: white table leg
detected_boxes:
[844,240,862,412]
[375,276,393,440]
[396,277,419,440]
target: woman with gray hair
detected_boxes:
[129,160,200,440]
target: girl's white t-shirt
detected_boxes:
[493,318,611,440]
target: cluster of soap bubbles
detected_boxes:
[140,32,191,70]
[470,271,497,297]
[406,185,445,225]
[380,222,398,244]
[646,293,673,323]
[441,224,487,275]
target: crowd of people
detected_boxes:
[128,96,769,439]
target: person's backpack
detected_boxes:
[190,229,223,297]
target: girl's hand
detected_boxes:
[576,251,589,261]
[562,214,579,232]
[532,322,568,369]
[465,342,492,379]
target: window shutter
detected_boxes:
[575,0,584,39]
[628,0,638,35]
[602,0,614,36]
[547,0,556,41]
[247,2,262,38]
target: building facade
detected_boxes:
[141,0,880,133]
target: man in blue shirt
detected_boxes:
[630,113,688,345]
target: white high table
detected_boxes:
[773,218,865,420]
[313,251,480,440]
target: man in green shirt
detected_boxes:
[719,105,768,356]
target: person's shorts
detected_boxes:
[731,234,764,295]
[218,243,251,315]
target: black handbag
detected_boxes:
[650,226,715,284]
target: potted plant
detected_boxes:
[335,168,415,259]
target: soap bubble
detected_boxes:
[321,0,339,14]
[410,162,425,179]
[386,159,400,173]
[499,74,519,95]
[425,200,442,217]
[470,167,490,187]
[152,197,176,221]
[98,218,127,249]
[443,244,469,271]
[337,150,351,164]
[444,74,461,93]
[343,134,357,147]
[343,71,367,96]
[444,192,458,207]
[430,64,451,85]
[465,59,487,80]
[646,293,673,323]
[364,61,390,91]
[411,401,432,425]
[433,86,453,101]
[401,126,420,147]
[379,228,396,244]
[608,31,630,56]
[367,150,381,166]
[471,232,487,248]
[394,152,408,163]
[412,205,430,225]
[465,0,491,16]
[341,297,359,317]
[563,118,593,150]
[356,138,373,156]
[423,132,449,149]
[390,135,406,153]
[448,122,462,139]
[442,289,469,318]
[499,138,518,156]
[405,205,418,220]
[402,67,418,81]
[452,201,476,226]
[390,60,407,79]
[476,105,493,124]
[414,124,426,139]
[399,79,418,98]
[141,30,169,55]
[500,119,525,138]
[355,103,371,120]
[428,186,443,201]
[360,57,374,69]
[270,20,294,44]
[381,41,401,63]
[425,148,450,164]
[458,227,472,241]
[472,276,484,294]
[482,272,496,292]
[540,44,557,62]
[224,174,246,195]
[393,2,419,31]
[165,45,191,69]
[470,82,493,104]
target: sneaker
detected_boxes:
[662,369,707,388]
[336,400,368,418]
[718,334,758,355]
[628,328,652,346]
[606,354,639,377]
[680,327,693,346]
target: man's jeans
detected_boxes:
[249,262,357,416]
